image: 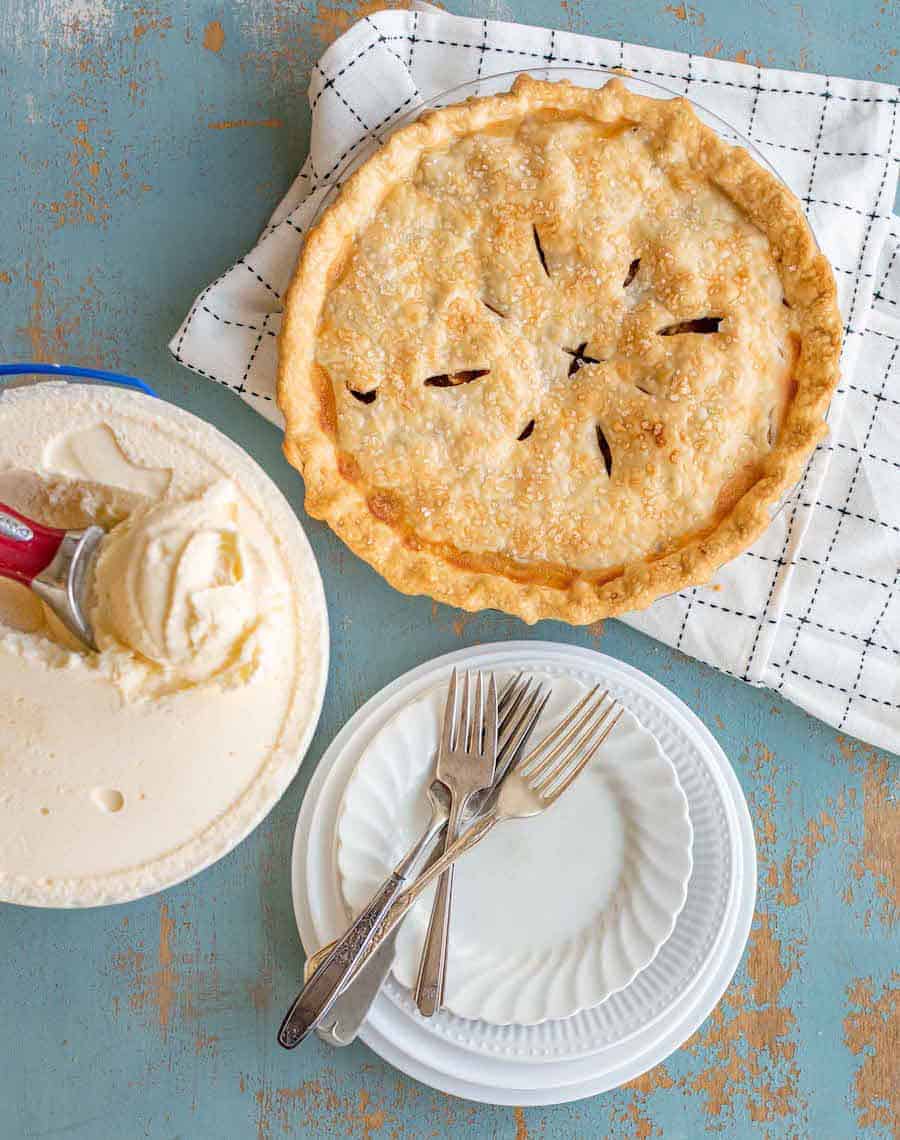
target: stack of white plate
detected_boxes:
[291,642,756,1105]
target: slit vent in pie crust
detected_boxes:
[278,76,842,625]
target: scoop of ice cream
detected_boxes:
[91,482,271,692]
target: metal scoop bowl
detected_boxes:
[0,502,104,650]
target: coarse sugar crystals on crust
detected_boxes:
[278,75,842,625]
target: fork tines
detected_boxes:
[517,686,623,799]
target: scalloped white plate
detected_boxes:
[336,670,692,1026]
[292,643,756,1103]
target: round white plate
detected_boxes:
[336,673,693,1025]
[291,642,756,1104]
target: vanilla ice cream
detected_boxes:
[0,383,328,906]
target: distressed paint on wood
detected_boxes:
[0,1,897,1137]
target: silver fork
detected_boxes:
[322,686,623,990]
[310,673,548,1046]
[414,669,496,1016]
[278,670,542,1049]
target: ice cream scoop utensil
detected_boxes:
[0,502,103,650]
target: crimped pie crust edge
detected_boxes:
[278,76,842,625]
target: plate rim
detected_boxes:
[290,641,756,1102]
[334,678,694,1026]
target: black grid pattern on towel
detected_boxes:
[169,11,900,749]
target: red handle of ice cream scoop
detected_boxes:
[0,502,66,585]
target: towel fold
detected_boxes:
[170,7,900,753]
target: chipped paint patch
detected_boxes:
[686,912,805,1123]
[109,899,221,1045]
[207,118,283,130]
[745,741,850,907]
[45,117,113,228]
[156,903,176,1036]
[20,276,50,361]
[663,3,706,25]
[312,0,413,49]
[617,1066,675,1137]
[132,5,172,42]
[843,972,899,1132]
[194,1031,219,1056]
[15,271,111,365]
[203,19,225,52]
[835,736,898,928]
[850,754,898,928]
[30,0,115,48]
[250,1075,400,1139]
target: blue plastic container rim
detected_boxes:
[0,362,158,398]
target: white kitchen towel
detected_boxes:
[170,7,900,754]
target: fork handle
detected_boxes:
[413,794,466,1015]
[340,812,500,985]
[278,871,406,1048]
[278,810,445,1049]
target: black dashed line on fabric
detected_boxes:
[874,241,899,301]
[781,342,900,678]
[363,14,410,73]
[844,96,898,334]
[237,259,281,300]
[618,40,624,68]
[742,403,831,680]
[476,18,488,80]
[317,62,371,133]
[238,313,271,393]
[692,597,771,623]
[375,36,899,101]
[808,197,892,220]
[833,265,875,279]
[805,498,900,534]
[746,550,895,590]
[173,265,233,358]
[544,28,556,63]
[838,568,899,728]
[741,540,790,682]
[170,350,274,402]
[408,10,418,70]
[783,610,899,656]
[200,306,277,336]
[309,40,381,114]
[771,668,900,711]
[706,597,900,657]
[262,167,314,238]
[803,76,831,206]
[847,382,900,409]
[749,134,896,159]
[276,89,418,221]
[746,67,763,137]
[823,441,900,470]
[674,586,699,651]
[174,284,212,359]
[775,95,894,674]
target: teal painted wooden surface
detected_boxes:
[1,2,897,1136]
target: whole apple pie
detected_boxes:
[278,76,841,624]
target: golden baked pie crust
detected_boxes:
[278,76,841,624]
